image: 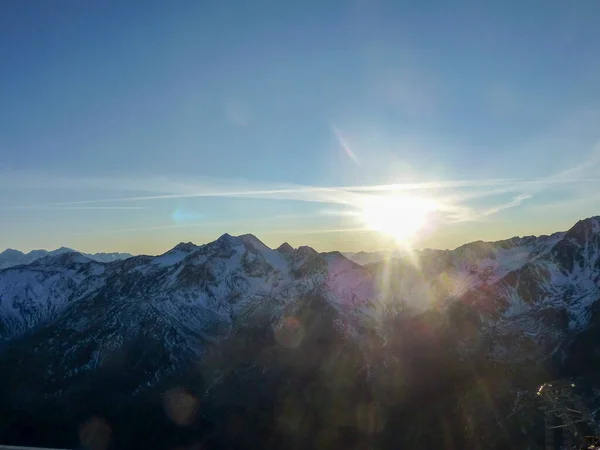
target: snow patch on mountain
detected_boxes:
[2,217,600,394]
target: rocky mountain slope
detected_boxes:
[1,217,600,449]
[0,247,133,270]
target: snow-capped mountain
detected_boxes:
[1,216,600,450]
[0,233,377,348]
[0,247,133,270]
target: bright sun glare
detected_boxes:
[360,195,438,244]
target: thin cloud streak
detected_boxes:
[2,206,149,211]
[8,142,600,227]
[19,176,600,229]
[52,177,570,204]
[0,172,210,194]
[483,194,532,216]
[74,213,318,236]
[73,222,211,236]
[54,186,360,206]
[48,174,600,208]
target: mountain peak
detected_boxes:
[238,233,265,246]
[0,248,24,257]
[295,245,318,258]
[172,242,198,253]
[582,215,600,231]
[50,247,75,255]
[276,242,294,254]
[216,232,235,243]
[237,234,274,256]
[211,233,242,252]
[565,216,600,244]
[33,251,92,266]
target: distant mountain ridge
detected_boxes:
[1,216,600,449]
[0,247,133,269]
[343,231,567,266]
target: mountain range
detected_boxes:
[0,247,133,270]
[1,217,600,449]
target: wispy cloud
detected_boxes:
[482,194,532,216]
[1,206,149,211]
[74,213,317,236]
[5,142,600,231]
[39,173,600,227]
[73,222,210,236]
[28,177,582,213]
[43,174,600,207]
[0,171,276,199]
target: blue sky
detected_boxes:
[1,0,600,254]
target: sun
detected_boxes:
[360,194,437,244]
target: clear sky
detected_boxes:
[1,0,600,254]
